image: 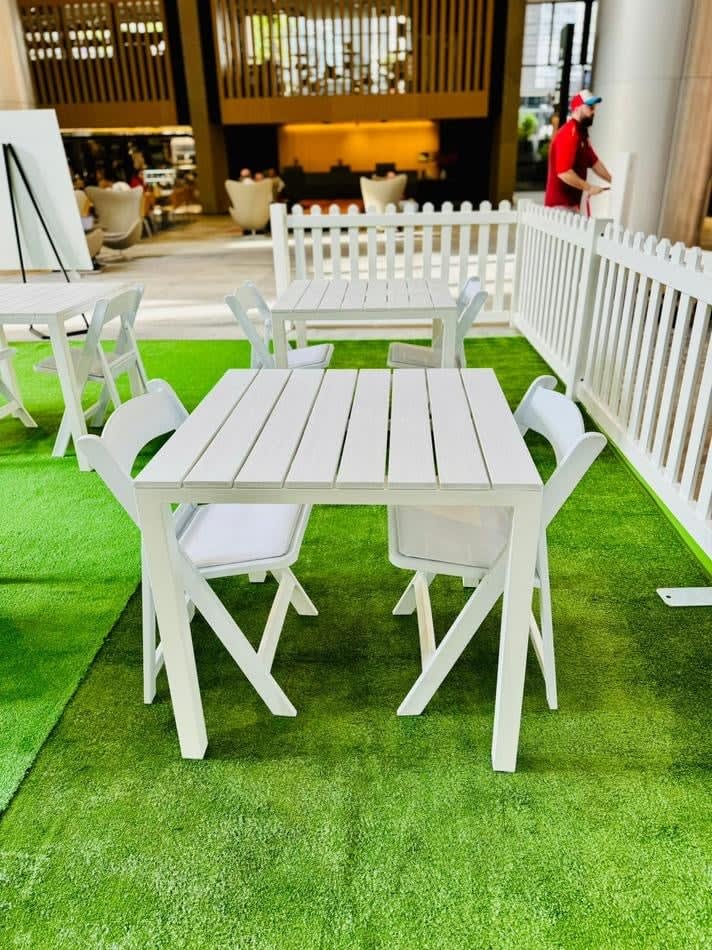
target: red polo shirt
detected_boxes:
[545,118,598,208]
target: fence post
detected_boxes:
[510,199,529,323]
[566,217,609,399]
[270,203,290,296]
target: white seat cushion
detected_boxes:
[394,505,512,570]
[388,342,441,368]
[35,348,126,379]
[287,343,333,369]
[179,503,302,569]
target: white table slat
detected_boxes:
[388,370,438,489]
[427,369,490,489]
[336,369,391,487]
[184,370,290,487]
[138,370,259,487]
[272,278,310,313]
[387,278,410,307]
[286,370,358,487]
[292,278,329,312]
[235,370,324,487]
[318,278,350,311]
[460,369,542,488]
[339,279,368,311]
[407,279,432,308]
[426,280,455,309]
[363,280,389,310]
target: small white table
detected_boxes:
[136,368,542,772]
[0,281,127,469]
[271,278,459,368]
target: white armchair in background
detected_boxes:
[85,186,143,253]
[360,174,407,213]
[225,179,273,233]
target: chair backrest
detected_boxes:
[456,276,481,313]
[225,283,275,368]
[360,174,407,213]
[74,189,91,217]
[514,375,607,527]
[76,285,143,376]
[78,380,188,525]
[225,179,273,230]
[85,186,142,235]
[453,288,488,367]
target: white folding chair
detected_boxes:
[388,277,487,369]
[35,287,149,456]
[78,380,317,704]
[225,282,334,370]
[0,334,36,428]
[389,376,606,711]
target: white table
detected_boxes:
[0,281,127,469]
[271,278,459,368]
[136,368,542,772]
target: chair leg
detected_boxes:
[284,569,318,616]
[257,570,295,671]
[52,408,75,457]
[88,384,112,428]
[142,562,159,704]
[0,378,36,428]
[393,572,434,615]
[538,550,557,710]
[413,571,436,669]
[295,321,308,348]
[248,571,267,583]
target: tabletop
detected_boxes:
[137,368,541,501]
[272,278,457,319]
[0,281,128,322]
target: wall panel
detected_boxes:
[211,0,494,124]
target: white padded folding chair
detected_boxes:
[226,282,333,369]
[388,376,606,711]
[78,380,317,704]
[34,286,148,456]
[0,337,36,428]
[388,277,487,369]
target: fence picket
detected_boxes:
[329,205,342,279]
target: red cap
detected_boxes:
[571,89,602,110]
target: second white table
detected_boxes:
[271,278,459,368]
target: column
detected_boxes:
[658,0,712,246]
[0,0,35,110]
[591,0,694,236]
[174,0,229,214]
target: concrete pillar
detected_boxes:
[0,0,35,110]
[591,0,694,236]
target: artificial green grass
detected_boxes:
[0,339,710,947]
[0,339,251,810]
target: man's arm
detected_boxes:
[592,159,612,183]
[558,169,607,196]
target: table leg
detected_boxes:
[46,322,90,470]
[491,491,542,773]
[272,317,290,368]
[440,311,457,368]
[136,494,208,759]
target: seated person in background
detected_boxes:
[129,150,147,189]
[386,170,397,179]
[254,172,265,182]
[239,167,253,182]
[266,168,285,199]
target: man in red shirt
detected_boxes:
[545,90,612,210]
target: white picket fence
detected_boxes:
[270,200,518,325]
[513,202,609,396]
[577,225,712,558]
[512,207,712,563]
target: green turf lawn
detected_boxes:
[0,338,710,947]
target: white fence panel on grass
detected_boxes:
[270,200,519,326]
[512,202,610,396]
[575,224,712,558]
